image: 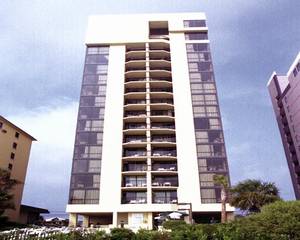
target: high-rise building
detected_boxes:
[0,115,37,222]
[66,13,233,228]
[268,52,300,200]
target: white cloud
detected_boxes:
[7,100,78,211]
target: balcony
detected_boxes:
[152,190,177,204]
[125,99,146,105]
[149,46,170,52]
[122,192,147,204]
[149,56,171,61]
[123,136,147,147]
[152,163,177,172]
[150,77,172,82]
[152,176,178,187]
[123,163,147,172]
[126,57,146,62]
[125,67,146,73]
[151,110,174,117]
[124,111,146,118]
[126,47,146,53]
[150,87,172,93]
[152,136,175,143]
[123,177,147,188]
[124,123,146,130]
[150,99,173,104]
[150,67,171,72]
[125,88,146,93]
[152,149,177,157]
[125,78,146,83]
[123,150,147,158]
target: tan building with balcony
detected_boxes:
[0,115,36,222]
[67,12,234,229]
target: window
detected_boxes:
[297,62,300,71]
[0,122,2,129]
[12,142,17,149]
[8,164,13,170]
[186,43,209,52]
[293,68,298,77]
[10,153,15,160]
[184,20,206,27]
[15,132,19,138]
[87,47,109,55]
[185,32,208,40]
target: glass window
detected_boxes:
[85,190,99,204]
[0,122,2,129]
[209,118,221,129]
[194,117,209,129]
[199,173,214,186]
[186,43,209,52]
[70,190,85,204]
[86,55,108,64]
[87,47,109,55]
[185,32,208,40]
[81,86,99,96]
[195,131,208,143]
[184,20,206,27]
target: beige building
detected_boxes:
[0,115,36,222]
[67,12,234,229]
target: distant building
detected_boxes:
[66,12,233,229]
[0,115,37,222]
[267,52,300,199]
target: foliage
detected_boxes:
[110,227,135,240]
[229,179,281,213]
[213,174,229,223]
[134,229,171,240]
[0,168,20,222]
[162,220,187,231]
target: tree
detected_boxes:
[0,168,19,222]
[213,174,229,223]
[229,179,280,214]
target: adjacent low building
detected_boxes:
[267,52,300,199]
[66,12,234,229]
[0,115,48,223]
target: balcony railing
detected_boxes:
[150,99,173,104]
[152,179,178,187]
[150,67,171,71]
[150,88,172,93]
[126,57,146,62]
[125,78,146,82]
[125,88,146,93]
[151,124,175,129]
[125,99,146,105]
[122,197,147,204]
[123,164,147,171]
[149,57,171,61]
[124,180,147,187]
[124,137,147,143]
[151,110,174,117]
[126,67,146,72]
[152,197,177,204]
[124,124,147,130]
[152,164,177,171]
[124,111,146,117]
[150,77,172,82]
[124,151,147,157]
[126,47,146,52]
[152,137,176,142]
[152,150,176,157]
[149,47,170,52]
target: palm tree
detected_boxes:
[213,174,229,223]
[229,179,280,214]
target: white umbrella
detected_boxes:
[168,212,182,219]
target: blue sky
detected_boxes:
[1,0,299,213]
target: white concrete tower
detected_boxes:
[66,12,234,229]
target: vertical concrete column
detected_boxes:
[69,213,78,227]
[82,215,90,228]
[113,211,118,227]
[147,212,153,230]
[145,42,152,204]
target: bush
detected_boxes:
[162,220,187,231]
[110,228,135,240]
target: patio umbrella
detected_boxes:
[168,212,182,219]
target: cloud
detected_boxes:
[7,100,78,211]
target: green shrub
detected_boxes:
[162,220,187,231]
[110,228,135,240]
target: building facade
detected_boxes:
[268,52,300,200]
[0,115,36,222]
[67,13,233,228]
